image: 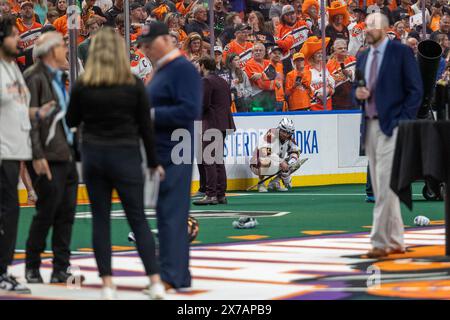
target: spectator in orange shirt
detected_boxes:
[7,0,19,14]
[275,4,309,74]
[285,52,310,111]
[165,12,187,43]
[430,4,443,32]
[53,7,85,43]
[82,0,107,26]
[52,11,67,34]
[16,1,42,34]
[175,0,197,16]
[302,0,320,36]
[222,23,253,66]
[245,42,278,112]
[268,45,285,111]
[16,1,42,70]
[326,39,356,110]
[300,36,335,111]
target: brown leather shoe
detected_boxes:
[192,196,218,205]
[366,248,388,258]
[388,247,406,255]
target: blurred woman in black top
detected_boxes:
[66,28,165,300]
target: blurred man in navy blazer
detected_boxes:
[139,22,202,289]
[353,13,423,258]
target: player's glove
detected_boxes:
[289,158,308,171]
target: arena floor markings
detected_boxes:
[4,183,448,299]
[2,227,450,300]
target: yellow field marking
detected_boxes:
[14,253,53,260]
[227,235,270,240]
[302,230,347,235]
[111,246,136,251]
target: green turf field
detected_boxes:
[16,183,445,251]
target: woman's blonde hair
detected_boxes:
[80,27,135,86]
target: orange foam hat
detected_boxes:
[302,0,319,15]
[299,36,330,61]
[327,1,350,26]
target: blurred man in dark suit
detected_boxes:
[138,22,202,290]
[194,56,236,206]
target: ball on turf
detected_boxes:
[414,215,430,226]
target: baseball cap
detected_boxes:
[268,45,282,54]
[136,21,169,44]
[293,52,305,61]
[281,5,295,16]
[214,46,223,53]
[20,1,34,9]
[235,23,251,32]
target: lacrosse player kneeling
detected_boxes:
[249,118,307,192]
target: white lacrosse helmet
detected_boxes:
[278,117,295,135]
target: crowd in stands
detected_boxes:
[2,0,450,112]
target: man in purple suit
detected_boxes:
[194,56,236,206]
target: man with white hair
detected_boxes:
[185,4,210,42]
[327,39,356,110]
[353,13,423,258]
[23,31,83,284]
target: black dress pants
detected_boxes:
[202,132,227,198]
[25,161,78,272]
[81,143,159,277]
[0,160,21,275]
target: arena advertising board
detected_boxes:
[192,111,368,185]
